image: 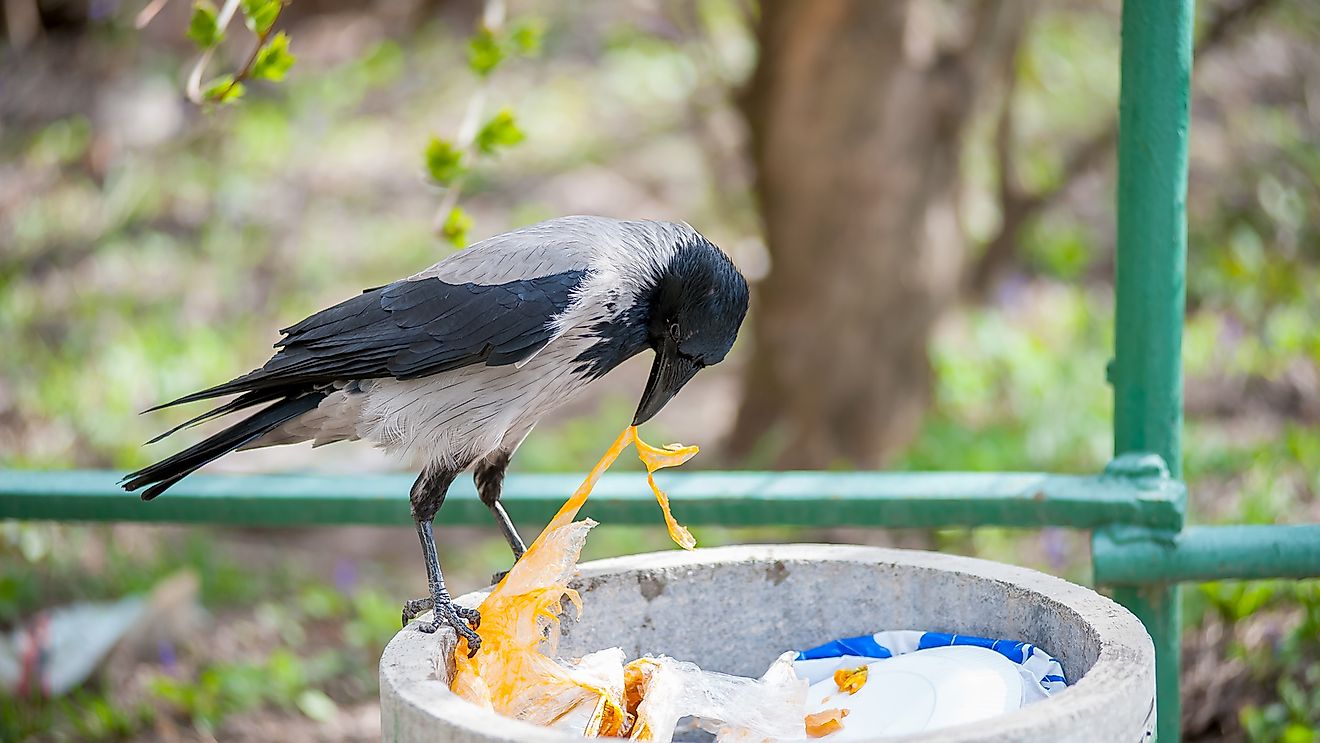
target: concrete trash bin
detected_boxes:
[380,544,1155,742]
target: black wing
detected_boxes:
[152,269,588,410]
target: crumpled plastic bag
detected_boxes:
[450,426,697,734]
[448,426,810,741]
[626,652,808,743]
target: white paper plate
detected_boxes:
[800,645,1026,740]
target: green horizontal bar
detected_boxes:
[0,469,1183,530]
[1094,525,1320,585]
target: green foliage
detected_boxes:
[183,0,292,107]
[424,136,466,185]
[475,108,525,155]
[186,0,223,48]
[295,688,338,722]
[466,19,544,77]
[148,646,329,731]
[0,522,406,738]
[345,589,406,657]
[204,76,246,104]
[467,26,505,77]
[441,206,474,247]
[428,14,543,240]
[24,115,91,166]
[897,287,1113,474]
[509,18,546,57]
[469,18,546,75]
[0,525,295,626]
[1198,580,1320,742]
[251,32,296,82]
[1022,216,1095,282]
[240,0,281,35]
[0,690,157,742]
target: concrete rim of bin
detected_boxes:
[380,544,1155,743]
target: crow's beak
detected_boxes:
[632,340,701,426]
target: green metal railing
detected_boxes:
[1109,2,1196,737]
[3,1,1318,740]
[0,468,1185,529]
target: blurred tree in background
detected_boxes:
[2,0,1319,740]
[732,0,1027,468]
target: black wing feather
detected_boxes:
[151,270,587,410]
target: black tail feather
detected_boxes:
[144,388,291,444]
[142,369,271,413]
[123,393,327,500]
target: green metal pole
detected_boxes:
[1094,525,1320,584]
[0,469,1186,529]
[1111,1,1195,740]
[1113,0,1194,477]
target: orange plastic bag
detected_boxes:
[449,426,698,731]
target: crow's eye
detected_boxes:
[668,322,680,339]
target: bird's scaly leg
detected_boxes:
[400,465,482,655]
[475,449,526,583]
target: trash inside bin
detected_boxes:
[788,630,1069,740]
[380,431,1155,742]
[381,545,1156,742]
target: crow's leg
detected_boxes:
[475,449,526,580]
[400,464,483,655]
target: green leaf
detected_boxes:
[424,137,465,185]
[203,76,245,104]
[508,18,544,57]
[467,26,504,77]
[240,0,280,35]
[186,1,223,49]
[474,109,525,155]
[251,32,295,81]
[295,689,337,723]
[442,207,474,247]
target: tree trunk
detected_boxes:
[729,0,1027,468]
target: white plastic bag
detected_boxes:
[626,652,808,743]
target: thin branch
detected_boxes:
[431,0,506,238]
[135,0,172,29]
[215,1,288,102]
[967,0,1280,298]
[185,0,241,104]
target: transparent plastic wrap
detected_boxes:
[626,652,809,743]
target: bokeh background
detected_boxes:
[2,0,1319,740]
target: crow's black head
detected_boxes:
[633,235,749,425]
[648,237,749,365]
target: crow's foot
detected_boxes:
[490,568,511,585]
[401,597,432,627]
[402,595,482,656]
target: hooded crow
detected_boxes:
[122,215,750,652]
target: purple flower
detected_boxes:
[157,640,178,674]
[334,559,359,594]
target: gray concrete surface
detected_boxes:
[380,544,1155,742]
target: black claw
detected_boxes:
[406,594,483,654]
[455,604,482,629]
[401,597,433,627]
